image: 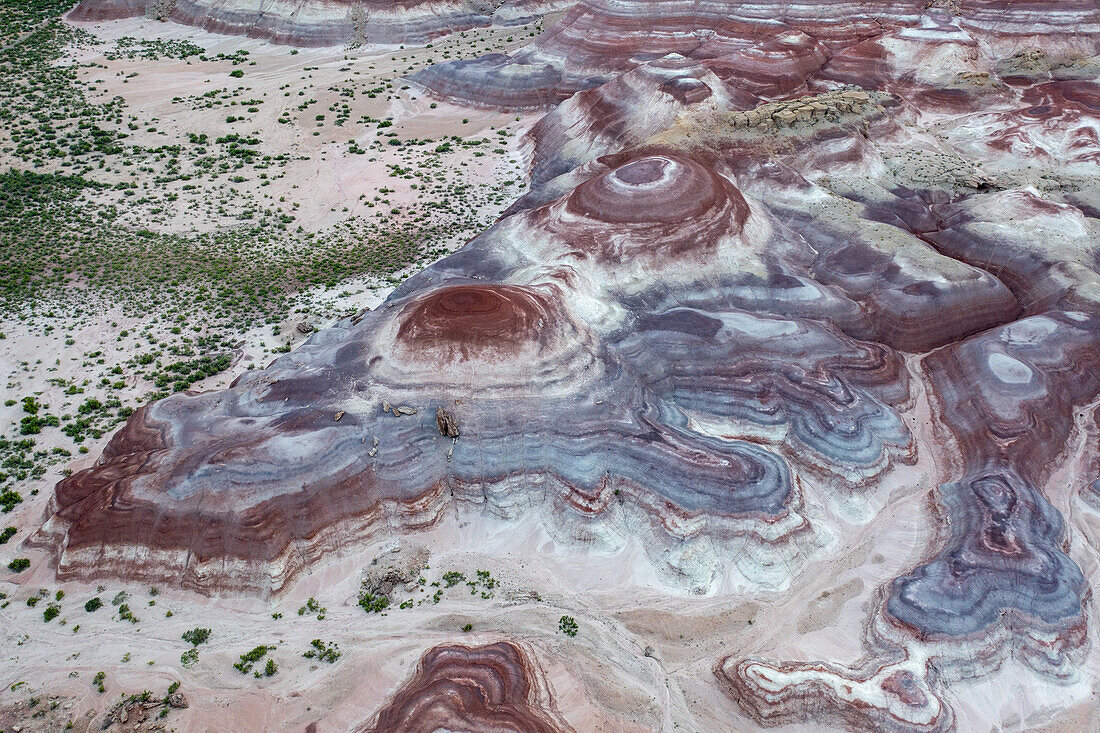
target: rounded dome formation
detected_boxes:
[522,57,748,189]
[395,284,561,362]
[568,154,745,226]
[361,642,566,733]
[378,280,607,392]
[549,153,751,263]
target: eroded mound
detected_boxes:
[360,641,570,732]
[568,154,747,226]
[395,284,560,361]
[31,1,1100,730]
[535,152,752,264]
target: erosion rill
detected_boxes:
[18,0,1100,730]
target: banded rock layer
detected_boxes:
[360,641,570,732]
[42,1,1100,731]
[412,0,1100,108]
[68,0,568,45]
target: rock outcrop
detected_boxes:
[69,0,571,46]
[360,641,570,732]
[412,0,1100,108]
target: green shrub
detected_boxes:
[357,592,388,614]
[302,639,340,663]
[1,491,23,513]
[182,627,211,646]
[234,645,273,674]
[297,597,326,619]
[558,615,578,637]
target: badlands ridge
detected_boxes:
[13,0,1100,730]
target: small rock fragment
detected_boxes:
[436,406,460,439]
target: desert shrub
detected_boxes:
[558,615,578,637]
[182,627,210,646]
[302,639,340,663]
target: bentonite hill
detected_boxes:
[0,0,1099,731]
